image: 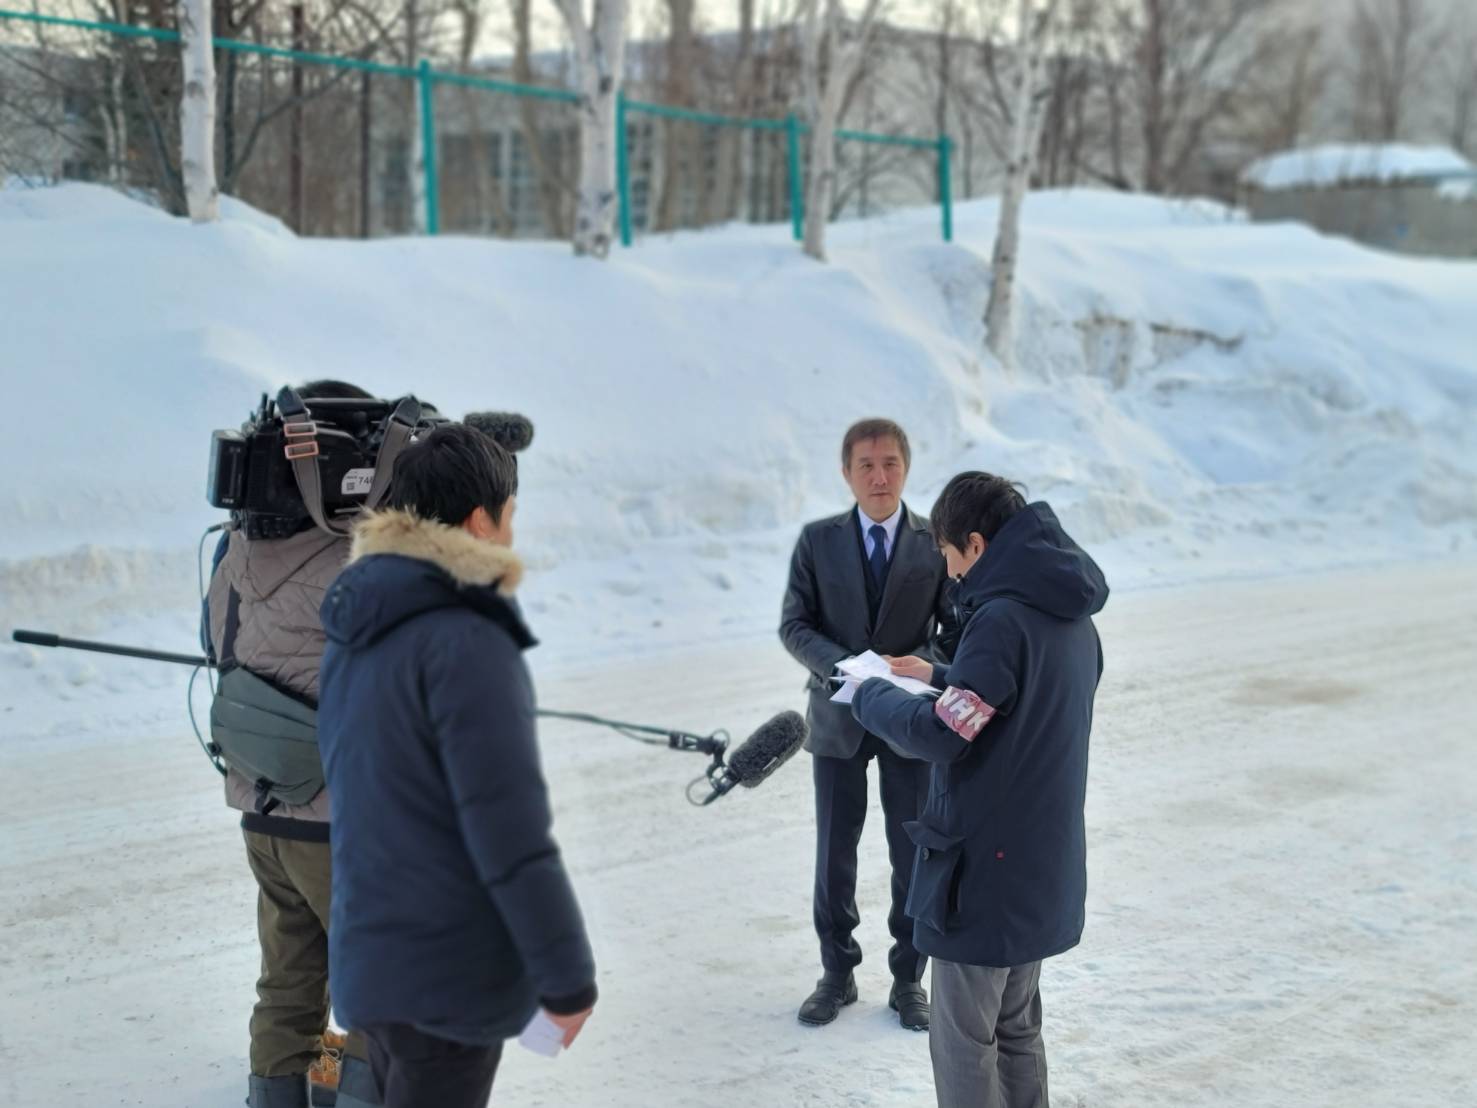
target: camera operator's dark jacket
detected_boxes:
[851,502,1107,968]
[780,503,960,759]
[317,510,597,1043]
[207,527,346,830]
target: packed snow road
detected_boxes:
[2,559,1474,1107]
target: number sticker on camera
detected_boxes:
[341,468,375,496]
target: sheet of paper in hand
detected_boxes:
[518,1009,566,1058]
[835,651,893,681]
[829,651,938,704]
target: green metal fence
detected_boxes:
[0,7,954,245]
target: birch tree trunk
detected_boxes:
[799,0,880,262]
[983,0,1056,370]
[101,58,129,183]
[554,0,629,257]
[178,0,219,222]
[407,0,427,234]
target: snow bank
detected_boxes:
[2,182,1475,679]
[1242,143,1476,191]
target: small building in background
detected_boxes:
[1239,143,1477,259]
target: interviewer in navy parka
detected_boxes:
[318,424,596,1108]
[851,473,1107,1108]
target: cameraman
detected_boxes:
[205,380,380,1108]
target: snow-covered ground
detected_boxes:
[1,182,1475,1105]
[3,562,1475,1107]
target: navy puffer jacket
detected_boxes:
[852,502,1107,968]
[318,510,596,1043]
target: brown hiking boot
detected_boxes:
[322,1028,349,1054]
[308,1040,342,1106]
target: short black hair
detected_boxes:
[386,422,518,527]
[298,379,373,400]
[929,472,1027,551]
[842,418,911,470]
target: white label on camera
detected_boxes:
[341,468,375,496]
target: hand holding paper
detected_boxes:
[883,654,934,683]
[829,651,938,704]
[519,1005,593,1057]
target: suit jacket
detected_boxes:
[780,503,960,758]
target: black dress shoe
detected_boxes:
[797,971,858,1026]
[889,979,930,1031]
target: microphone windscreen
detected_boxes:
[730,710,807,789]
[464,411,534,453]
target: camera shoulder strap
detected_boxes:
[363,396,422,511]
[274,386,354,537]
[283,427,355,537]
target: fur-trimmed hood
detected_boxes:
[320,509,534,653]
[349,509,523,594]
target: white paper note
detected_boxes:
[518,1009,566,1058]
[829,652,939,703]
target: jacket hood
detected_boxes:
[958,502,1109,621]
[321,510,530,651]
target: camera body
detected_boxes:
[208,389,435,539]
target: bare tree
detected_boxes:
[1122,0,1275,194]
[0,11,124,185]
[972,0,1021,166]
[550,0,629,257]
[983,0,1057,371]
[2,0,412,232]
[798,0,882,261]
[1241,20,1328,154]
[1346,0,1441,143]
[651,0,696,230]
[1439,8,1477,156]
[710,0,759,220]
[1087,5,1135,190]
[444,0,517,233]
[95,0,134,183]
[904,0,986,199]
[1034,0,1099,187]
[510,0,574,237]
[179,0,219,220]
[405,0,427,231]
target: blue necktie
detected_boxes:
[868,524,889,587]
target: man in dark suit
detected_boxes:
[780,418,959,1031]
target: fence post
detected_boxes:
[785,113,804,242]
[418,58,440,235]
[937,134,953,243]
[617,90,633,248]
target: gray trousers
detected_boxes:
[930,959,1049,1108]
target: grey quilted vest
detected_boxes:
[207,527,348,819]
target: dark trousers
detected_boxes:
[363,1024,503,1108]
[812,734,928,982]
[243,830,370,1077]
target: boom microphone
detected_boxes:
[11,628,806,807]
[701,710,807,805]
[464,411,534,453]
